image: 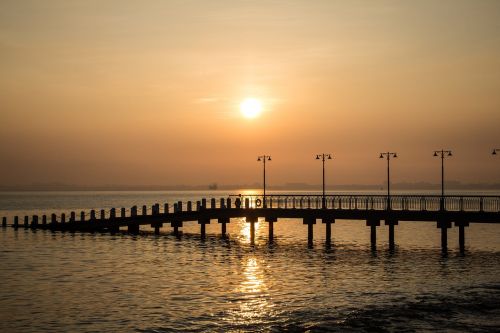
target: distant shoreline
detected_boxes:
[1,182,499,192]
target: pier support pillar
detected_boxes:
[31,215,39,228]
[366,219,380,250]
[218,217,229,238]
[198,218,210,239]
[385,218,398,251]
[303,217,316,248]
[246,216,258,244]
[322,218,335,246]
[172,221,183,237]
[14,216,19,229]
[154,225,161,235]
[2,217,6,228]
[437,219,452,252]
[128,224,139,234]
[266,217,277,243]
[24,216,29,228]
[455,221,469,253]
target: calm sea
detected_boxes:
[1,190,499,332]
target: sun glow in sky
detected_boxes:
[240,98,263,119]
[0,1,499,187]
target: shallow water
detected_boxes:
[1,191,499,332]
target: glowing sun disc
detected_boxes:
[240,98,262,118]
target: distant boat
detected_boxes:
[208,183,218,190]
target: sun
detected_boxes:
[240,98,262,119]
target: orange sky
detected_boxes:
[1,0,499,187]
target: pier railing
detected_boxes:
[228,194,500,212]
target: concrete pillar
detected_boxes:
[14,216,19,228]
[246,216,258,244]
[322,218,335,246]
[366,218,380,250]
[303,217,316,248]
[455,221,469,253]
[385,218,398,250]
[437,220,451,252]
[266,217,277,243]
[154,225,161,235]
[2,217,6,227]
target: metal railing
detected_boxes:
[228,194,500,212]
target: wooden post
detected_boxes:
[61,213,65,224]
[31,215,38,228]
[24,216,29,228]
[200,222,206,239]
[154,224,160,235]
[177,201,183,212]
[196,201,201,211]
[454,221,468,253]
[121,207,126,217]
[226,198,231,209]
[80,211,85,222]
[70,212,76,222]
[245,198,250,208]
[51,214,57,225]
[2,216,7,227]
[100,210,105,220]
[14,216,19,228]
[42,215,47,225]
[220,198,225,209]
[211,198,216,209]
[110,208,116,219]
[142,205,147,215]
[202,198,207,209]
[218,217,229,238]
[90,210,96,220]
[131,206,137,217]
[187,201,192,211]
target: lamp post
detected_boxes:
[257,155,271,208]
[379,152,397,210]
[493,148,500,155]
[433,149,452,210]
[316,153,332,209]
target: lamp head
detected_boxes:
[448,151,452,157]
[316,155,320,160]
[327,154,332,159]
[493,149,497,155]
[257,157,261,161]
[267,156,271,161]
[393,153,398,158]
[433,152,438,157]
[379,153,384,159]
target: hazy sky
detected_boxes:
[1,0,499,187]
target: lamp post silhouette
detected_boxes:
[434,149,452,210]
[316,153,332,209]
[493,148,500,155]
[379,152,397,210]
[257,155,271,208]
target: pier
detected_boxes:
[3,194,500,252]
